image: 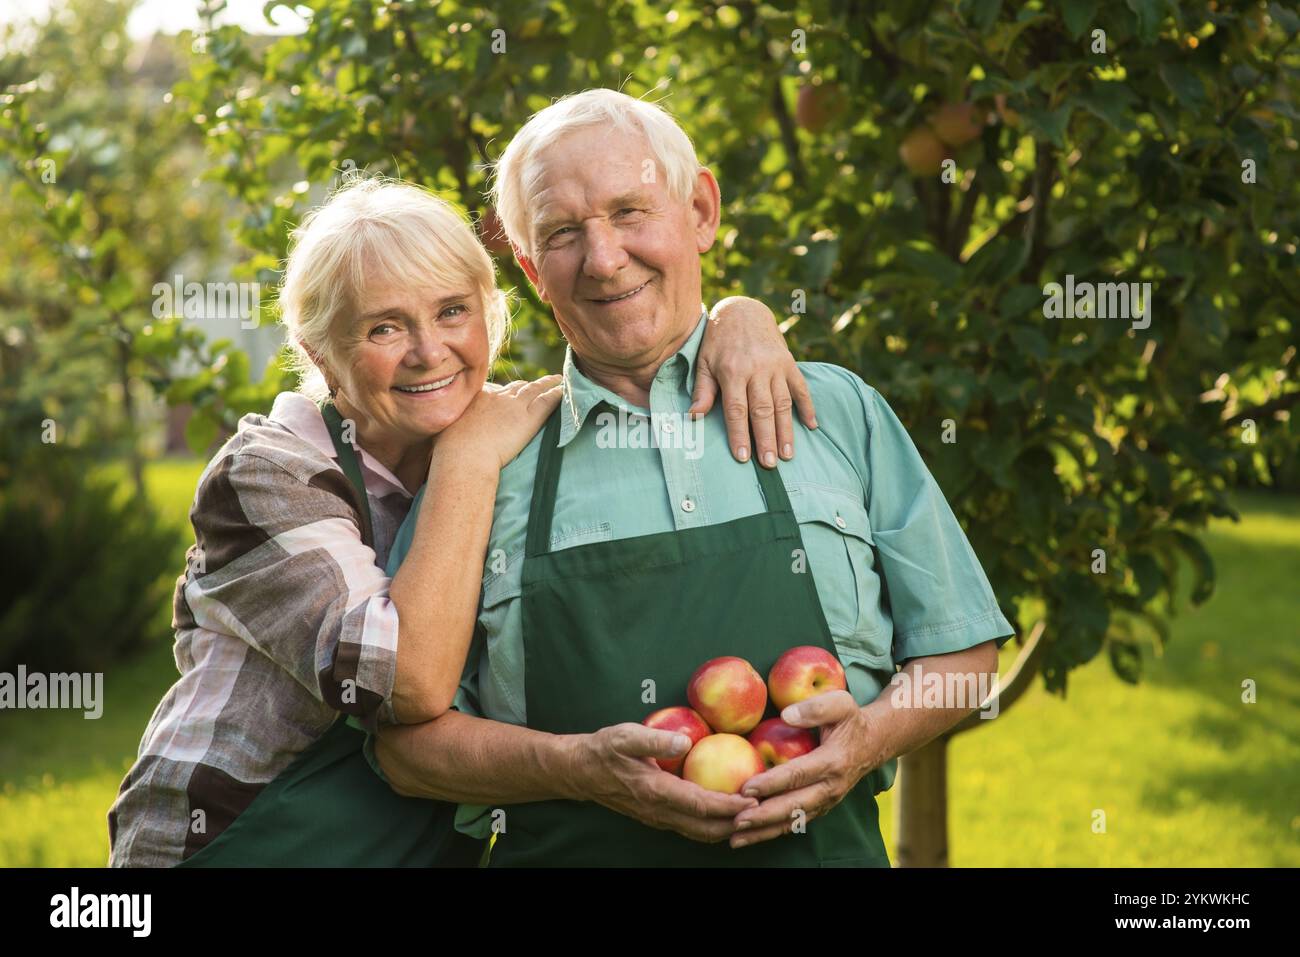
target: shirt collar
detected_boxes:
[266,392,411,498]
[558,307,709,447]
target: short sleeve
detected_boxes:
[854,380,1015,663]
[184,450,400,722]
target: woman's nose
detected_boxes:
[406,324,451,367]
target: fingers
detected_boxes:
[747,376,778,469]
[739,746,836,800]
[657,773,758,820]
[689,366,719,419]
[730,782,830,848]
[787,362,818,430]
[722,384,751,464]
[608,723,693,762]
[771,376,795,462]
[779,689,858,728]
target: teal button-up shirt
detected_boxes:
[386,309,1014,838]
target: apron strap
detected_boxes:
[318,399,375,549]
[524,403,796,559]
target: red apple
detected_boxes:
[682,734,766,794]
[478,206,512,256]
[898,125,948,176]
[747,718,817,768]
[795,82,844,134]
[929,101,985,146]
[642,706,712,775]
[687,656,767,734]
[768,645,848,711]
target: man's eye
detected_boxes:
[441,304,467,319]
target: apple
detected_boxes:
[748,718,817,768]
[898,126,948,176]
[795,82,844,134]
[643,706,712,775]
[478,206,511,256]
[768,645,848,711]
[682,734,767,794]
[686,656,768,734]
[929,101,985,146]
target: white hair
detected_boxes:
[489,88,702,260]
[278,176,508,403]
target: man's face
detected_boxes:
[519,126,720,371]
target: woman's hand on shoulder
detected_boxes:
[433,374,563,473]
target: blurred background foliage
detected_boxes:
[0,0,1297,866]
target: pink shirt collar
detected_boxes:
[267,392,412,499]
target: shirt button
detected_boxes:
[681,498,696,513]
[835,515,847,529]
[662,419,675,434]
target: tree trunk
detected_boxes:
[893,621,1047,867]
[895,737,949,867]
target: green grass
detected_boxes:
[2,459,1296,867]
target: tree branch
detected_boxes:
[1224,389,1300,426]
[942,619,1046,740]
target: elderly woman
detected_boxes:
[106,177,815,867]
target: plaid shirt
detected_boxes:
[108,392,415,867]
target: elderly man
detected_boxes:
[375,89,1014,866]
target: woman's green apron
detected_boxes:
[177,400,487,867]
[487,408,891,867]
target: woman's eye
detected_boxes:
[370,322,398,337]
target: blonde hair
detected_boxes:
[489,88,701,260]
[278,176,508,403]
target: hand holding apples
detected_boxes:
[573,722,757,843]
[730,690,878,850]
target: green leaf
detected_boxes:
[897,242,962,287]
[1061,0,1098,40]
[1022,103,1073,148]
[1170,530,1216,605]
[1076,82,1139,131]
[1125,0,1167,44]
[184,411,219,456]
[1159,62,1208,112]
[1107,637,1143,684]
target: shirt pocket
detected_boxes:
[787,486,893,672]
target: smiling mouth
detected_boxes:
[392,371,460,394]
[589,279,650,304]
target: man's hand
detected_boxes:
[691,296,818,469]
[573,722,758,843]
[728,691,876,849]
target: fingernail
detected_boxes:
[737,446,748,462]
[782,443,792,459]
[742,787,758,798]
[673,734,690,752]
[736,819,752,830]
[763,451,776,467]
[732,837,750,849]
[810,418,819,429]
[782,706,801,723]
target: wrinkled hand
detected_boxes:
[577,722,758,843]
[691,296,817,469]
[729,691,875,849]
[434,374,563,473]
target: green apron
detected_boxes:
[488,407,891,867]
[177,400,487,868]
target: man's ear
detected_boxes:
[692,167,722,254]
[515,251,549,303]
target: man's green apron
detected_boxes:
[488,408,891,867]
[177,400,487,867]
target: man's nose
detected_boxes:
[582,221,630,281]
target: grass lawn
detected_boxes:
[1,457,1296,867]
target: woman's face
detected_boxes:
[331,268,491,446]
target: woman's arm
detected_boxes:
[691,296,818,468]
[387,377,561,724]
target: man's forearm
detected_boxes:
[375,709,584,805]
[860,640,999,770]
